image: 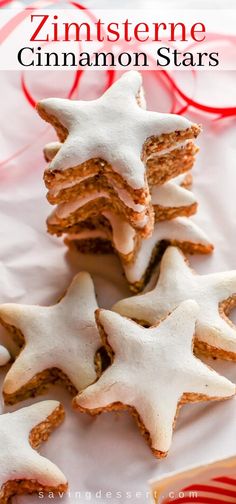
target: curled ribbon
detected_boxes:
[0,0,236,169]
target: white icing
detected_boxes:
[0,400,67,487]
[0,272,101,395]
[66,229,109,242]
[151,180,196,208]
[114,246,236,355]
[102,211,135,255]
[39,71,194,190]
[114,184,145,212]
[121,218,211,284]
[146,140,190,160]
[49,174,93,197]
[50,191,109,221]
[0,345,10,366]
[75,301,235,454]
[44,141,61,161]
[173,172,190,186]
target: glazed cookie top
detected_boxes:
[38,71,194,190]
[0,400,67,487]
[114,246,236,354]
[0,345,10,366]
[102,211,136,255]
[75,301,235,454]
[151,177,196,208]
[0,272,101,396]
[122,217,212,284]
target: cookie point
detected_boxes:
[117,70,143,92]
[71,395,79,410]
[75,270,92,282]
[3,376,18,396]
[96,308,107,323]
[41,399,62,409]
[0,303,12,318]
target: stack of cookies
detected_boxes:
[1,71,236,504]
[37,71,213,292]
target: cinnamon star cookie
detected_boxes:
[0,400,67,503]
[37,71,200,235]
[114,246,236,359]
[74,301,235,458]
[0,272,101,405]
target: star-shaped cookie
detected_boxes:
[121,217,213,290]
[0,400,67,502]
[114,246,236,360]
[37,71,199,192]
[74,301,235,458]
[151,173,197,220]
[0,272,101,405]
[0,344,10,366]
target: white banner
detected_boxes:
[0,8,236,70]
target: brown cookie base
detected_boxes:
[47,197,154,239]
[66,236,114,256]
[3,366,77,406]
[153,201,197,222]
[147,140,199,186]
[194,339,236,362]
[0,404,67,503]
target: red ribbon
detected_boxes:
[1,0,236,169]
